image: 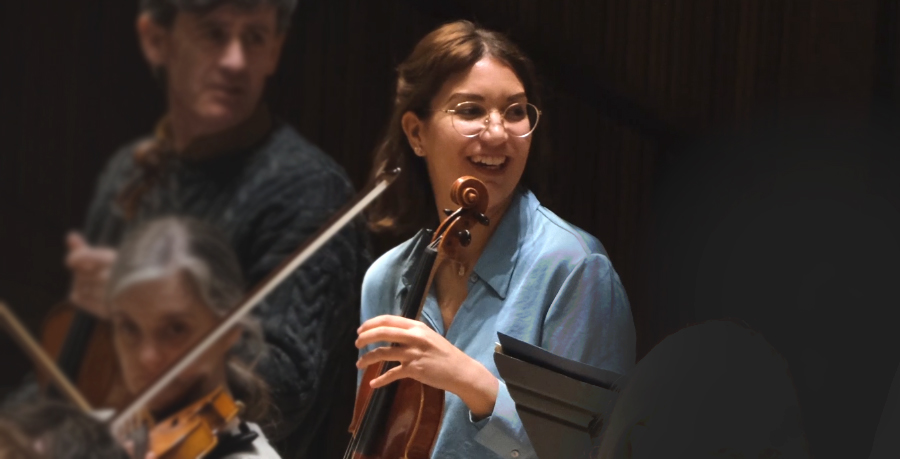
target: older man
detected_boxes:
[62,1,367,457]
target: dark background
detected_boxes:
[1,1,899,457]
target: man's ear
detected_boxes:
[401,111,426,157]
[136,13,169,68]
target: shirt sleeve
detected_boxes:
[236,170,369,445]
[473,253,637,458]
[356,248,402,389]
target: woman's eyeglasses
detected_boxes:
[441,102,542,138]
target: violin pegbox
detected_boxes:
[434,176,490,260]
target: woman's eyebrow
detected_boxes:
[446,93,486,103]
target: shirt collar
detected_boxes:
[154,104,273,163]
[471,187,535,299]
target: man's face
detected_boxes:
[141,4,285,133]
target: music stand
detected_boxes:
[493,333,623,459]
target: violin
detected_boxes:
[39,301,127,408]
[345,176,490,459]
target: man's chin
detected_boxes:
[194,104,253,131]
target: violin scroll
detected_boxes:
[434,176,490,258]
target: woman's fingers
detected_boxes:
[357,345,411,368]
[356,323,428,349]
[369,364,406,388]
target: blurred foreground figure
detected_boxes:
[644,107,900,457]
[6,1,369,457]
[595,320,808,459]
[0,401,127,459]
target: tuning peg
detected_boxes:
[444,209,454,216]
[475,213,490,226]
[458,229,472,247]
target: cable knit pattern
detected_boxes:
[83,121,370,459]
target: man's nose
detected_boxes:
[220,38,248,72]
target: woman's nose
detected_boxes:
[480,112,509,144]
[138,341,164,372]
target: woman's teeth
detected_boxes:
[469,155,507,167]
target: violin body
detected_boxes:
[40,302,129,408]
[349,365,444,459]
[149,386,241,459]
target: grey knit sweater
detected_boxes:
[84,120,369,458]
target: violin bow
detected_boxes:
[110,167,401,437]
[0,301,93,412]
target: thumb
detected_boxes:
[66,232,88,252]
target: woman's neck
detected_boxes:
[431,192,515,330]
[434,192,514,272]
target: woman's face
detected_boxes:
[405,57,532,217]
[110,272,237,413]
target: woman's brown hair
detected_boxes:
[367,20,547,237]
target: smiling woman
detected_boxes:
[357,21,636,459]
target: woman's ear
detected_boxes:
[401,111,426,157]
[136,13,169,68]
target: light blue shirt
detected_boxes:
[359,188,636,459]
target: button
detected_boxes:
[470,274,478,283]
[510,451,520,458]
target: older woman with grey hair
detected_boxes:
[107,216,279,459]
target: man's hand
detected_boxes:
[65,232,117,319]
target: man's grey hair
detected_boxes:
[139,0,298,33]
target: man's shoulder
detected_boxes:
[103,136,152,173]
[249,122,352,189]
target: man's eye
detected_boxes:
[205,27,228,43]
[244,31,265,46]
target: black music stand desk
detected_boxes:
[493,333,623,459]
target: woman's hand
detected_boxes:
[356,315,499,418]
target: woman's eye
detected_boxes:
[505,104,527,122]
[454,104,486,119]
[162,322,190,340]
[114,318,140,341]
